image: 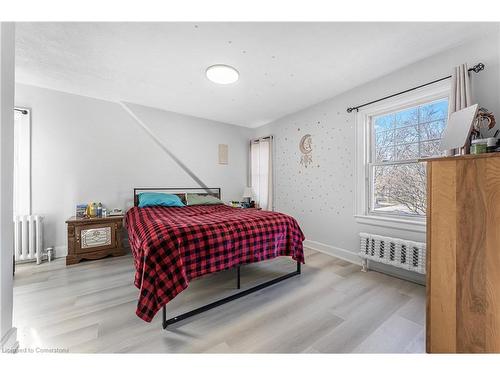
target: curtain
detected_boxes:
[449,63,472,113]
[13,110,31,216]
[448,63,473,155]
[250,137,273,210]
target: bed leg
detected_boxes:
[237,266,241,289]
[162,306,168,329]
[297,261,301,274]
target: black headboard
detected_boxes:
[133,187,221,207]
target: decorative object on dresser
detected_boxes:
[425,152,500,353]
[76,204,87,218]
[66,215,125,265]
[229,201,243,208]
[77,202,108,218]
[108,208,124,216]
[472,107,496,137]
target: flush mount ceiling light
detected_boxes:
[206,64,239,84]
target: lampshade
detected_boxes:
[242,187,254,198]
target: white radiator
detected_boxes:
[359,232,426,274]
[14,215,43,264]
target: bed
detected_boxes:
[126,187,305,328]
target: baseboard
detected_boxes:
[303,239,361,265]
[303,238,425,285]
[0,327,18,353]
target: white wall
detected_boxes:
[253,30,500,282]
[15,84,252,257]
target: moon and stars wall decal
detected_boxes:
[271,108,353,219]
[299,134,313,168]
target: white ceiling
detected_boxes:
[15,22,498,128]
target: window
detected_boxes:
[13,108,31,217]
[250,137,273,210]
[355,82,449,232]
[370,98,448,217]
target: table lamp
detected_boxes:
[242,187,254,207]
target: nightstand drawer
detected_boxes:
[66,215,125,265]
[76,223,116,253]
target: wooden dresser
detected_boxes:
[66,216,125,265]
[425,153,500,353]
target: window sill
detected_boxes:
[354,214,426,233]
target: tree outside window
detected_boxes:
[370,99,448,216]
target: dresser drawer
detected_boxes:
[75,222,117,254]
[66,215,125,265]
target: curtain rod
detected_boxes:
[346,63,485,113]
[251,136,273,142]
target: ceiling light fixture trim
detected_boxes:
[206,64,239,84]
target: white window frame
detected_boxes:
[354,81,450,233]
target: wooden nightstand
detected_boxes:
[66,216,125,265]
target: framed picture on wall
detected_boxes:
[218,144,228,164]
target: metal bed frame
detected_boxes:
[132,187,302,329]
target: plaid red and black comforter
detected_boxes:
[126,204,305,322]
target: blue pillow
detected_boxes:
[138,193,185,208]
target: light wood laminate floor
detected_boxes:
[13,248,425,353]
